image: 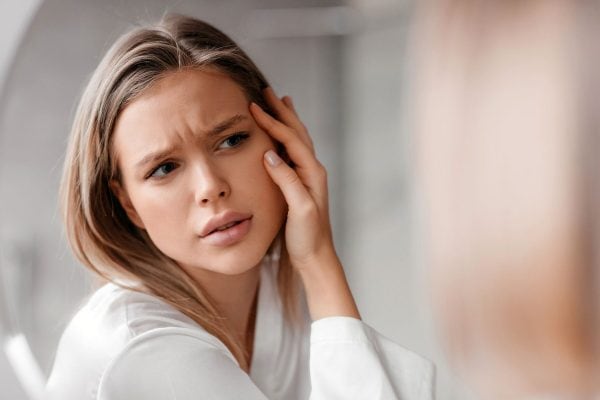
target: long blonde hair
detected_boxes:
[60,14,299,371]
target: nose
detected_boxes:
[193,161,230,205]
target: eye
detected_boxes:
[148,162,178,179]
[218,132,250,150]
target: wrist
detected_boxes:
[295,248,361,321]
[294,245,339,277]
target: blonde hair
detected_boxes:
[60,14,299,371]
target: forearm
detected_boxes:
[296,248,361,321]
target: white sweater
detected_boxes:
[46,260,434,399]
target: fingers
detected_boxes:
[282,96,294,110]
[251,102,319,177]
[263,150,316,214]
[252,95,329,217]
[264,148,330,229]
[263,87,314,151]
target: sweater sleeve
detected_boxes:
[309,316,435,400]
[98,320,434,400]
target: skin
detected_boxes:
[111,68,360,370]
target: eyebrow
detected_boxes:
[134,114,249,169]
[208,114,247,137]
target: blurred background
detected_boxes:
[0,0,469,398]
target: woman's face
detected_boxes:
[111,68,286,276]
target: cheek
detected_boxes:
[131,186,189,233]
[260,177,286,216]
[259,173,287,230]
[235,148,286,214]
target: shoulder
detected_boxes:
[62,282,211,344]
[46,283,229,400]
[96,330,249,400]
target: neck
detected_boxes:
[183,263,262,368]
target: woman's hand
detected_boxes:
[250,88,331,269]
[250,87,360,320]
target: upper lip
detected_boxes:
[199,211,252,237]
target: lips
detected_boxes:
[202,218,252,247]
[200,211,253,238]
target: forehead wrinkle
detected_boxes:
[202,114,248,138]
[133,114,249,170]
[134,142,180,169]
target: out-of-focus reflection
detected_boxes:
[1,248,45,400]
[3,335,45,400]
[413,0,599,398]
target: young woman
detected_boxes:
[45,14,433,399]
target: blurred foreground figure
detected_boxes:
[413,1,600,398]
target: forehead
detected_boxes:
[120,68,248,127]
[112,68,251,166]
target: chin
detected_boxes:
[208,222,283,276]
[185,241,271,276]
[210,256,263,276]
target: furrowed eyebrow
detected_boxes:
[135,146,178,170]
[134,114,249,169]
[206,114,247,137]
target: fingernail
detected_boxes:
[250,102,265,112]
[265,150,282,167]
[250,102,262,113]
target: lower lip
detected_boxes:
[202,218,252,247]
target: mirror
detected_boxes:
[0,0,461,398]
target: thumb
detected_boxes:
[264,150,313,209]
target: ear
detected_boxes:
[109,179,145,229]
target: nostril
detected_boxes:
[219,191,226,197]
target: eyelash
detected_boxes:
[146,132,251,179]
[147,161,178,179]
[218,132,250,150]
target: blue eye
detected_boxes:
[149,162,177,178]
[219,133,250,150]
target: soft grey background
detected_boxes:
[0,0,469,398]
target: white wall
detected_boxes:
[0,3,45,399]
